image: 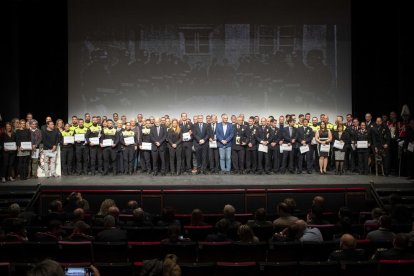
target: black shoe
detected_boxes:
[307,170,312,174]
[147,171,152,175]
[161,173,166,176]
[297,171,302,174]
[153,172,158,176]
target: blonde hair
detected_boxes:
[171,119,181,134]
[238,224,257,243]
[163,254,181,276]
[98,199,116,216]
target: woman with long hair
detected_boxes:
[55,119,64,132]
[15,119,32,180]
[167,119,182,176]
[1,122,17,182]
[315,121,332,174]
[333,123,349,175]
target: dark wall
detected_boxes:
[2,0,412,123]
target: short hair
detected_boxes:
[104,215,116,228]
[305,113,311,116]
[340,234,357,250]
[371,208,384,219]
[255,208,267,221]
[8,203,21,217]
[49,200,62,212]
[223,204,236,218]
[277,202,292,215]
[73,220,90,234]
[71,116,78,119]
[27,259,64,276]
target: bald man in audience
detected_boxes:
[329,234,366,261]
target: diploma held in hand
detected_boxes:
[63,136,75,144]
[21,142,32,150]
[102,139,113,147]
[141,142,152,151]
[4,142,17,151]
[124,136,135,145]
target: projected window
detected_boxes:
[255,25,297,54]
[181,29,211,55]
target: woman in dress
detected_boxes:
[333,124,350,175]
[1,122,17,182]
[315,121,332,174]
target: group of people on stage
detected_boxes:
[0,110,413,181]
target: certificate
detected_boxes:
[74,134,85,142]
[89,137,99,145]
[209,141,217,148]
[21,141,32,150]
[124,136,135,145]
[4,142,17,151]
[281,144,292,152]
[63,136,74,144]
[300,145,310,154]
[31,149,39,159]
[258,144,268,153]
[357,141,368,149]
[182,132,191,141]
[141,142,152,151]
[102,139,113,147]
[333,140,344,150]
[45,151,56,158]
[408,142,414,153]
[320,144,330,152]
[235,136,241,145]
[311,137,317,145]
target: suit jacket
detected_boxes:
[216,123,234,148]
[297,126,314,145]
[371,125,391,148]
[192,122,209,148]
[150,125,167,150]
[231,124,248,150]
[256,125,273,144]
[282,126,298,147]
[269,127,281,150]
[245,125,258,150]
[207,123,218,140]
[180,121,193,142]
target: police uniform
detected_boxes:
[73,126,88,175]
[356,128,370,174]
[100,126,119,175]
[268,126,281,173]
[84,120,93,129]
[121,129,138,175]
[60,129,74,175]
[231,124,247,174]
[297,125,314,173]
[371,124,391,175]
[245,125,258,174]
[280,126,298,174]
[180,121,193,173]
[256,125,273,174]
[86,124,102,175]
[139,126,152,173]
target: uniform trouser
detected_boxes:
[231,147,245,172]
[152,148,166,173]
[195,144,208,171]
[209,148,219,172]
[90,146,103,174]
[165,147,170,173]
[312,145,319,170]
[358,151,369,174]
[407,151,414,178]
[169,146,182,173]
[60,146,73,175]
[1,151,16,178]
[43,149,57,177]
[192,146,197,169]
[257,151,270,173]
[75,145,88,174]
[281,148,295,172]
[181,142,192,172]
[140,150,152,172]
[345,146,356,171]
[18,155,30,179]
[245,148,257,172]
[117,149,124,173]
[103,147,117,174]
[298,149,312,172]
[123,146,135,173]
[270,146,280,172]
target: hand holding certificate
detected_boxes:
[333,140,344,150]
[20,142,32,151]
[63,136,75,144]
[357,141,368,149]
[258,144,268,153]
[124,136,135,145]
[89,137,99,145]
[209,140,217,148]
[182,132,191,141]
[141,142,152,151]
[320,144,330,152]
[300,145,309,154]
[75,134,85,142]
[4,142,17,151]
[281,144,292,152]
[102,139,113,147]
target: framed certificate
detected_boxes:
[236,136,241,145]
[258,144,268,153]
[124,136,135,145]
[333,140,344,150]
[281,144,292,152]
[63,136,75,144]
[102,139,113,147]
[300,145,310,154]
[182,132,191,141]
[141,142,152,151]
[74,134,85,142]
[408,142,414,152]
[21,141,32,150]
[209,141,217,148]
[4,142,17,151]
[89,137,99,145]
[357,141,368,149]
[320,144,330,152]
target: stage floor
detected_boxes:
[5,173,413,190]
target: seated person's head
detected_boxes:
[127,200,138,210]
[107,206,120,219]
[73,208,85,221]
[338,206,352,220]
[216,218,231,234]
[371,208,384,221]
[49,200,62,213]
[73,220,91,235]
[312,196,325,207]
[8,203,21,218]
[27,259,64,276]
[167,225,182,242]
[238,224,256,242]
[283,198,296,212]
[255,208,267,222]
[103,215,116,228]
[379,215,392,229]
[287,220,307,240]
[133,208,145,221]
[191,208,204,225]
[48,220,62,235]
[223,204,236,219]
[340,234,357,250]
[311,204,325,221]
[162,207,176,222]
[277,202,292,217]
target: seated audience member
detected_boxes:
[64,192,90,214]
[366,215,396,242]
[328,234,366,261]
[273,202,299,229]
[207,218,232,242]
[295,219,323,242]
[65,220,94,241]
[161,225,190,244]
[65,208,85,226]
[157,207,181,227]
[372,233,414,260]
[307,204,330,225]
[247,208,273,227]
[215,204,241,239]
[1,203,21,233]
[107,206,120,223]
[190,208,207,226]
[4,218,28,241]
[334,207,358,239]
[364,207,384,225]
[126,208,153,227]
[284,197,304,218]
[96,215,127,242]
[94,199,117,226]
[140,254,181,276]
[122,200,139,214]
[238,224,259,243]
[35,220,63,241]
[388,193,411,224]
[27,259,101,276]
[312,195,326,208]
[48,199,66,223]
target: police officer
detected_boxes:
[231,116,247,174]
[73,119,88,175]
[69,116,79,132]
[180,112,193,174]
[280,119,298,174]
[356,122,370,175]
[60,123,74,175]
[371,117,391,176]
[268,118,281,174]
[256,117,272,174]
[100,119,119,176]
[84,113,92,129]
[297,118,314,174]
[245,116,258,174]
[139,119,153,174]
[86,116,102,175]
[121,122,138,175]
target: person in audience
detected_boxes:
[48,199,66,224]
[140,254,181,276]
[96,215,127,242]
[66,208,85,226]
[35,220,63,241]
[273,202,299,229]
[127,207,153,227]
[97,198,116,217]
[364,207,384,225]
[3,218,28,241]
[334,207,357,239]
[328,234,366,261]
[247,208,273,227]
[157,207,181,227]
[372,233,414,260]
[307,204,330,225]
[388,193,411,224]
[366,215,396,242]
[207,218,232,242]
[27,259,65,276]
[284,197,304,218]
[161,224,190,244]
[1,203,21,233]
[238,224,259,243]
[295,219,324,242]
[312,195,326,208]
[190,208,207,226]
[63,192,90,214]
[215,204,241,239]
[1,122,16,182]
[122,200,139,214]
[65,220,94,241]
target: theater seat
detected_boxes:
[0,242,25,263]
[92,242,128,263]
[378,259,414,276]
[216,261,258,276]
[0,263,10,276]
[340,260,377,276]
[183,225,213,241]
[268,241,302,262]
[299,261,340,276]
[160,242,198,263]
[259,261,299,276]
[198,241,233,262]
[58,241,93,263]
[94,263,132,276]
[128,241,161,262]
[180,262,215,276]
[232,241,268,262]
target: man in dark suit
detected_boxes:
[256,117,273,174]
[207,115,220,173]
[245,116,258,174]
[297,118,314,174]
[371,117,391,176]
[150,117,167,176]
[97,215,127,242]
[192,115,209,174]
[269,119,281,174]
[180,112,193,174]
[231,116,248,174]
[280,119,298,174]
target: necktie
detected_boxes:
[212,124,215,132]
[199,123,202,132]
[157,126,160,136]
[289,127,292,137]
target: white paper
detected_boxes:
[74,134,85,142]
[45,151,56,158]
[4,142,17,151]
[280,146,283,153]
[102,139,113,147]
[320,144,330,152]
[183,132,191,141]
[124,136,135,145]
[209,141,217,148]
[311,137,317,145]
[89,137,99,145]
[281,144,292,152]
[408,143,414,152]
[63,136,74,144]
[141,142,152,151]
[300,145,310,154]
[258,144,268,153]
[31,149,39,159]
[334,140,344,150]
[21,141,32,150]
[357,141,368,149]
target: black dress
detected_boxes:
[318,130,330,157]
